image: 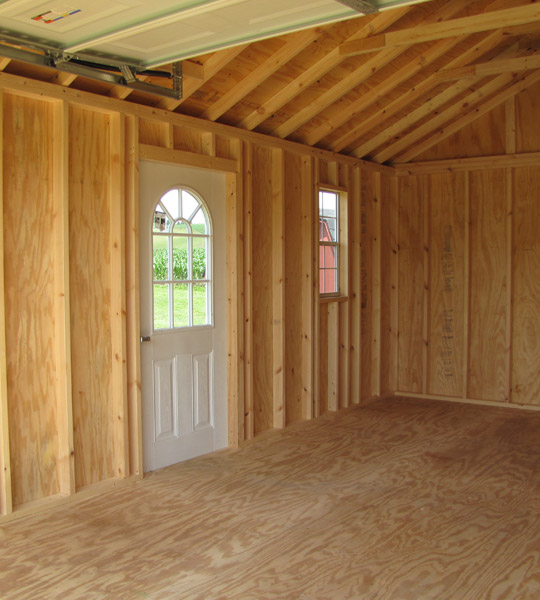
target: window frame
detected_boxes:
[318,187,344,298]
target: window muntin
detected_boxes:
[319,190,339,295]
[152,187,211,330]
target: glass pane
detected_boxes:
[153,238,169,281]
[153,209,168,232]
[319,191,337,218]
[193,245,206,280]
[161,189,180,220]
[182,190,199,220]
[320,269,338,294]
[173,220,189,234]
[191,207,208,234]
[174,283,189,328]
[173,236,188,280]
[320,217,337,243]
[153,284,169,329]
[193,283,208,326]
[320,243,337,270]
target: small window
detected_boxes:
[319,189,339,295]
[152,187,211,330]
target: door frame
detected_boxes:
[130,146,244,477]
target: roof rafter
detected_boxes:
[200,28,319,122]
[437,53,540,81]
[158,45,248,112]
[338,28,508,155]
[340,2,540,56]
[236,6,410,131]
[396,69,540,162]
[272,0,474,140]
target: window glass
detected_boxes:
[319,189,339,295]
[152,187,212,329]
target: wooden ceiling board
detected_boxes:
[1,0,540,164]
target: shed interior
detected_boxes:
[0,0,539,538]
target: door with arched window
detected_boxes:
[139,162,227,472]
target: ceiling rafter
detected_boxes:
[303,33,464,147]
[396,69,540,162]
[236,6,411,131]
[336,27,511,155]
[437,53,540,81]
[339,1,540,56]
[365,37,535,160]
[200,28,320,122]
[157,45,248,112]
[271,0,474,140]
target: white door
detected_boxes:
[140,161,228,472]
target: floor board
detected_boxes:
[2,397,540,599]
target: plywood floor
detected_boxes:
[2,396,540,599]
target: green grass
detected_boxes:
[153,283,208,329]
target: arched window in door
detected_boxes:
[152,187,212,330]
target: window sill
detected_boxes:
[319,295,348,304]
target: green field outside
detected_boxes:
[154,283,208,329]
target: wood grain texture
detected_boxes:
[284,151,304,425]
[516,79,540,153]
[69,107,115,488]
[251,145,274,434]
[360,172,373,401]
[3,94,59,507]
[512,166,540,406]
[138,119,169,148]
[3,397,540,599]
[318,304,329,415]
[468,170,508,402]
[349,166,361,405]
[379,173,397,395]
[397,176,425,393]
[428,173,465,398]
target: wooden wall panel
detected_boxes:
[414,107,506,162]
[360,173,374,400]
[69,107,115,488]
[318,304,329,414]
[138,119,169,148]
[428,173,465,398]
[512,166,540,406]
[515,81,540,154]
[3,94,59,506]
[397,176,425,393]
[348,167,361,405]
[251,144,274,433]
[284,152,304,425]
[380,173,397,395]
[468,170,508,402]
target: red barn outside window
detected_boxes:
[319,190,339,295]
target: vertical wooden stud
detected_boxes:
[0,92,12,515]
[110,113,129,479]
[226,140,245,447]
[506,168,513,403]
[422,179,431,395]
[125,115,143,476]
[243,142,253,440]
[390,175,399,393]
[327,302,339,411]
[506,99,516,155]
[313,159,321,418]
[339,186,349,409]
[349,166,361,404]
[463,171,471,399]
[164,122,174,149]
[301,155,314,420]
[52,100,75,496]
[202,132,216,156]
[272,148,285,429]
[371,173,381,398]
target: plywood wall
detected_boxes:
[0,71,396,521]
[396,165,540,408]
